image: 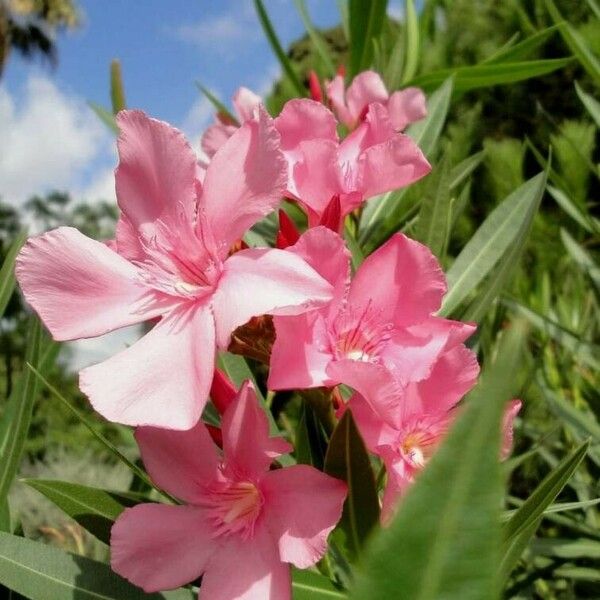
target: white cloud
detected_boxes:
[77,165,116,205]
[0,75,112,206]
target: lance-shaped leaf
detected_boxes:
[575,81,600,128]
[296,402,328,470]
[23,480,143,545]
[0,231,26,319]
[483,26,559,64]
[292,569,346,599]
[499,440,589,582]
[324,411,379,562]
[348,0,387,76]
[440,171,546,317]
[400,0,419,84]
[110,59,126,114]
[293,0,335,76]
[0,532,193,600]
[350,322,527,600]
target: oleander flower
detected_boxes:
[273,98,430,230]
[326,70,427,131]
[268,228,474,425]
[346,346,521,521]
[16,109,333,430]
[111,380,347,600]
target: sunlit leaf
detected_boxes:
[400,0,419,84]
[110,59,126,114]
[0,230,26,320]
[292,569,346,599]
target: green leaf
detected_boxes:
[292,569,346,599]
[324,411,379,562]
[109,59,126,114]
[0,230,26,319]
[530,538,600,559]
[440,172,546,317]
[561,228,600,293]
[254,0,305,96]
[448,150,485,189]
[545,0,600,85]
[0,532,193,600]
[502,299,600,370]
[293,0,335,76]
[407,58,574,93]
[499,441,589,581]
[483,26,559,64]
[575,81,600,128]
[348,0,388,76]
[343,224,364,270]
[548,184,600,234]
[350,323,527,600]
[295,402,328,470]
[0,501,10,533]
[0,319,41,506]
[360,77,453,247]
[383,25,405,91]
[27,365,175,501]
[88,102,119,135]
[414,154,452,258]
[195,83,239,126]
[401,0,419,84]
[23,480,141,545]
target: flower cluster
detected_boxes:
[15,70,519,600]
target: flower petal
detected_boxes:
[345,71,389,123]
[80,305,215,429]
[222,381,291,477]
[261,465,346,568]
[201,122,237,159]
[268,312,333,390]
[135,419,219,503]
[387,87,427,131]
[326,359,403,427]
[501,399,522,459]
[200,531,291,600]
[233,86,262,122]
[346,393,397,452]
[213,247,333,348]
[111,504,213,593]
[201,107,287,252]
[325,74,353,127]
[15,227,154,341]
[348,233,447,328]
[115,110,198,238]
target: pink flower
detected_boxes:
[273,98,430,230]
[326,70,427,131]
[111,380,347,600]
[201,87,262,159]
[16,109,333,430]
[346,348,521,521]
[268,229,474,425]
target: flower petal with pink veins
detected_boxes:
[233,86,262,122]
[201,121,238,159]
[135,420,219,503]
[325,74,353,127]
[212,247,333,349]
[291,139,341,215]
[200,531,291,600]
[115,110,198,239]
[261,465,347,569]
[114,216,145,261]
[356,131,431,199]
[15,227,157,341]
[345,71,389,123]
[80,305,215,430]
[388,87,427,131]
[111,504,213,593]
[409,345,480,417]
[201,107,287,254]
[348,233,447,328]
[288,227,351,316]
[501,399,522,459]
[326,360,403,427]
[274,99,338,152]
[268,313,333,390]
[221,381,292,477]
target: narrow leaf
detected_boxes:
[293,0,336,75]
[292,569,346,599]
[295,402,328,470]
[349,0,388,76]
[575,81,600,127]
[561,228,600,292]
[254,0,305,95]
[0,532,193,600]
[109,59,126,114]
[196,83,239,126]
[483,26,559,64]
[400,0,419,84]
[324,411,379,561]
[88,102,119,135]
[0,230,26,319]
[0,319,41,505]
[440,172,546,317]
[23,480,142,545]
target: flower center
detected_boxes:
[332,301,392,363]
[205,480,263,539]
[398,416,450,470]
